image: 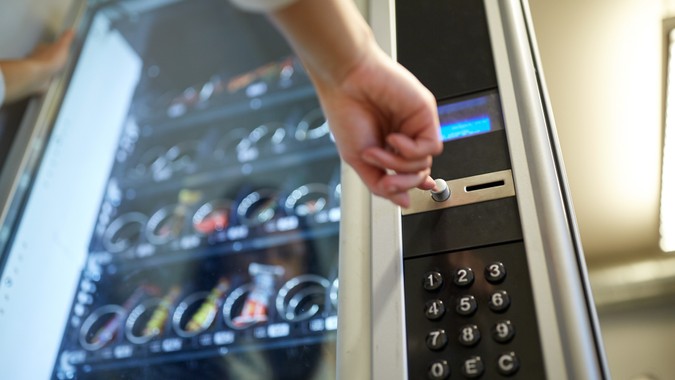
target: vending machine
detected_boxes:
[0,0,610,379]
[0,1,339,379]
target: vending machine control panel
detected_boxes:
[397,0,548,378]
[402,94,546,379]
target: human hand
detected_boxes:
[27,29,75,92]
[312,43,442,208]
[268,0,442,207]
[1,29,74,104]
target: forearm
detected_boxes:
[268,0,375,87]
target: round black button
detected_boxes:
[492,320,515,343]
[455,295,477,316]
[423,271,444,291]
[426,329,448,351]
[488,290,511,312]
[425,299,446,320]
[428,359,450,380]
[453,267,474,287]
[497,352,519,376]
[461,356,485,378]
[458,324,481,346]
[485,262,506,283]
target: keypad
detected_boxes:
[422,262,518,377]
[404,242,545,379]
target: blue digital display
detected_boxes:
[440,117,491,141]
[437,91,503,142]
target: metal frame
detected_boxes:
[337,1,408,379]
[485,0,609,378]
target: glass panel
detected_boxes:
[0,1,340,379]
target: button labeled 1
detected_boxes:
[423,271,443,291]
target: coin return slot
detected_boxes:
[465,180,505,192]
[403,170,516,216]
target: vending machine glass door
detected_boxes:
[0,1,340,379]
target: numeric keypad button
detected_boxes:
[488,290,511,312]
[461,356,485,378]
[455,295,477,316]
[423,271,444,291]
[428,360,450,380]
[425,299,446,320]
[453,267,474,287]
[458,324,481,346]
[426,329,448,351]
[497,352,520,376]
[485,262,506,283]
[492,320,515,343]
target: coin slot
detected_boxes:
[465,180,505,192]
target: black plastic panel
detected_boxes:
[431,130,512,182]
[404,241,546,379]
[402,197,523,259]
[396,0,498,100]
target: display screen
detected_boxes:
[0,1,339,379]
[438,90,504,142]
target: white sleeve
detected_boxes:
[0,67,5,106]
[230,0,298,12]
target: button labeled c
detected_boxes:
[497,352,519,375]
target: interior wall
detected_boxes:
[528,0,663,261]
[598,303,675,380]
[528,0,675,378]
